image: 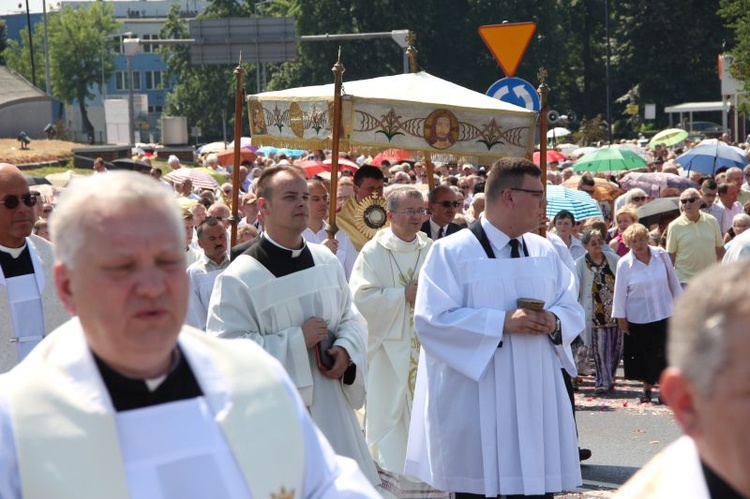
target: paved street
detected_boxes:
[562,369,682,497]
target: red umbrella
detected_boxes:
[323,158,359,174]
[297,160,326,178]
[371,148,414,166]
[533,150,566,166]
[215,149,258,167]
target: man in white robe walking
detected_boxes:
[207,165,380,486]
[350,187,447,498]
[0,171,378,498]
[0,163,68,372]
[405,157,584,498]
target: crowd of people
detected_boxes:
[0,131,749,498]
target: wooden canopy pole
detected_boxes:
[537,67,550,237]
[230,55,244,247]
[327,48,345,240]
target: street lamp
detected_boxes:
[123,36,141,146]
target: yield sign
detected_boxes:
[478,22,537,77]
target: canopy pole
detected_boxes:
[406,31,418,73]
[327,48,346,240]
[425,152,435,191]
[537,68,550,237]
[230,54,244,248]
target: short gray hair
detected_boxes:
[669,261,750,396]
[50,171,183,268]
[386,186,424,211]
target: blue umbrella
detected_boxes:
[546,185,602,222]
[675,139,746,175]
[257,146,279,155]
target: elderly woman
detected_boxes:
[609,205,639,256]
[614,187,648,212]
[553,209,586,260]
[612,223,682,403]
[723,212,750,247]
[575,229,621,394]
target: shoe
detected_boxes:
[594,387,606,394]
[639,388,652,403]
[579,448,592,461]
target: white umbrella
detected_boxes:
[547,127,572,139]
[197,141,229,154]
[556,143,578,157]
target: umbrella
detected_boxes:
[165,167,220,190]
[323,157,359,173]
[546,127,572,139]
[257,146,279,156]
[637,197,681,228]
[197,141,229,154]
[675,140,746,175]
[619,172,698,199]
[25,176,52,186]
[556,143,578,157]
[571,146,597,158]
[573,147,648,172]
[227,137,259,152]
[297,160,326,178]
[45,170,85,188]
[649,128,689,147]
[533,150,566,166]
[563,176,623,203]
[371,148,414,166]
[546,185,603,221]
[215,149,258,167]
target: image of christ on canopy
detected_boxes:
[424,109,458,150]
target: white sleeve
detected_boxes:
[0,385,20,498]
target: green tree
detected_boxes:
[46,1,119,141]
[720,0,750,114]
[1,22,46,88]
[0,21,7,65]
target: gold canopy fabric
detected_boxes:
[248,72,536,163]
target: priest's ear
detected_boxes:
[660,367,700,437]
[53,262,77,314]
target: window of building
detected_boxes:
[148,105,164,113]
[145,71,163,90]
[115,71,141,91]
[143,34,160,53]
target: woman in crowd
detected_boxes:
[612,224,682,403]
[552,209,586,260]
[575,229,621,394]
[609,205,639,256]
[723,213,750,247]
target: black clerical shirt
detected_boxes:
[703,461,745,499]
[243,236,315,277]
[0,245,34,278]
[93,349,203,412]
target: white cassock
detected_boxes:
[405,217,584,496]
[350,229,447,497]
[185,255,229,330]
[303,225,358,281]
[0,319,379,498]
[207,237,379,485]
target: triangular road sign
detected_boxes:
[478,22,537,77]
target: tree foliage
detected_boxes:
[1,22,47,88]
[47,1,119,140]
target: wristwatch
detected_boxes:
[549,313,562,345]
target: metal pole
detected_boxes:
[538,68,550,238]
[42,0,50,95]
[327,47,345,240]
[127,54,135,145]
[24,0,37,87]
[605,0,612,143]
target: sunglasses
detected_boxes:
[437,201,461,208]
[0,193,38,210]
[680,197,699,204]
[631,196,646,202]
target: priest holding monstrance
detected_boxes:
[336,164,387,252]
[0,171,378,498]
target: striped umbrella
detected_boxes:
[546,185,602,222]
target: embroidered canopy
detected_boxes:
[247,71,536,162]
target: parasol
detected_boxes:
[165,167,220,190]
[637,197,681,228]
[546,185,603,221]
[563,176,623,203]
[371,148,414,166]
[675,139,746,175]
[215,149,257,167]
[573,147,647,173]
[533,150,566,166]
[649,128,688,147]
[619,172,697,199]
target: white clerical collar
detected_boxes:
[388,230,420,251]
[0,241,28,259]
[263,233,306,258]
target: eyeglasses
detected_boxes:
[393,208,429,216]
[631,196,646,202]
[0,193,37,210]
[510,187,545,198]
[436,201,461,208]
[680,197,699,204]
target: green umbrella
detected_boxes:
[572,147,648,173]
[649,128,689,147]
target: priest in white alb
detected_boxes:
[405,157,584,499]
[0,171,378,498]
[350,186,448,498]
[207,165,380,486]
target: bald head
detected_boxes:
[0,163,37,247]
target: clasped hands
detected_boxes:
[503,308,556,335]
[302,316,350,379]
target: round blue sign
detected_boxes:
[486,77,540,112]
